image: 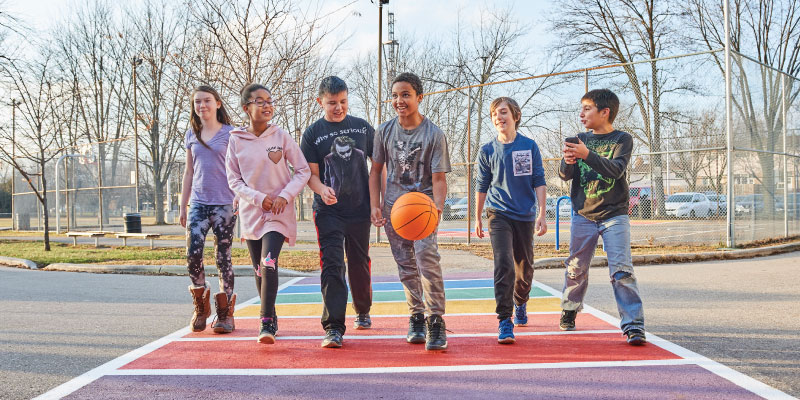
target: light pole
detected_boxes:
[10,99,18,229]
[132,57,143,213]
[375,0,388,242]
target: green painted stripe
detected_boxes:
[273,286,552,305]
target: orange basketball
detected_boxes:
[390,192,439,241]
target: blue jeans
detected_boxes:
[562,213,644,332]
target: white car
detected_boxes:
[665,192,713,218]
[450,197,469,219]
[558,198,573,219]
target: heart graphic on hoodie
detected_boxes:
[268,149,283,164]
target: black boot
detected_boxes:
[425,314,448,351]
[407,313,426,344]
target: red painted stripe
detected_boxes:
[183,314,614,338]
[122,333,679,370]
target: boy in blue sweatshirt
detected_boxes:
[558,89,646,345]
[475,97,547,344]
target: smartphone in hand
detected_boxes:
[565,136,580,144]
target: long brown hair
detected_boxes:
[190,85,232,148]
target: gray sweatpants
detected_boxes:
[382,205,446,316]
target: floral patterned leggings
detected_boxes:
[186,204,237,296]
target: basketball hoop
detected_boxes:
[78,143,95,165]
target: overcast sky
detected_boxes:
[6,0,554,60]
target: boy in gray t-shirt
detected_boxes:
[369,72,451,351]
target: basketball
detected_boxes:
[390,192,439,241]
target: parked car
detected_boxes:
[628,186,653,218]
[734,194,764,216]
[450,197,469,219]
[442,197,466,220]
[558,198,573,219]
[705,193,727,216]
[665,192,713,218]
[545,197,557,219]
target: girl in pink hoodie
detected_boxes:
[226,83,310,344]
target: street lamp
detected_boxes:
[10,99,18,229]
[132,56,143,213]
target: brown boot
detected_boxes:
[212,292,236,334]
[188,284,211,332]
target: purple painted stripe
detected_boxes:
[65,365,761,400]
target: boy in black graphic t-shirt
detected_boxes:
[300,76,375,348]
[558,89,645,345]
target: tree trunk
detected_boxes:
[154,179,165,225]
[41,178,51,252]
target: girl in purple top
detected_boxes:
[180,85,238,334]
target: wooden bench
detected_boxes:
[66,231,107,247]
[115,232,162,249]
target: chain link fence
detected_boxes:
[425,50,800,246]
[7,50,799,247]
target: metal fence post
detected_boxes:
[724,0,735,248]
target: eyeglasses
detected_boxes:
[247,98,274,108]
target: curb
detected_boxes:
[0,256,39,270]
[42,263,318,277]
[532,241,800,269]
[5,241,799,275]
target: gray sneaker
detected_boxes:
[321,329,343,348]
[354,314,372,330]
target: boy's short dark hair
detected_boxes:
[490,97,522,129]
[318,76,348,97]
[391,72,423,96]
[581,89,620,123]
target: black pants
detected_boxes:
[316,212,372,334]
[488,210,535,320]
[246,231,285,319]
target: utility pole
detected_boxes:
[376,0,388,242]
[383,12,399,82]
[132,57,143,213]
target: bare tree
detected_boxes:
[551,0,684,218]
[0,54,64,250]
[128,0,194,224]
[685,0,800,214]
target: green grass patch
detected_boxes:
[0,240,319,272]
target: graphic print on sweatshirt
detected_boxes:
[323,136,369,208]
[267,145,283,164]
[512,150,532,176]
[578,139,616,199]
[393,140,423,185]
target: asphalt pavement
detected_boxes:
[1,251,798,399]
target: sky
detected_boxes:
[5,0,554,60]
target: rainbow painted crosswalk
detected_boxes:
[38,274,791,399]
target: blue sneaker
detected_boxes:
[498,318,515,344]
[513,303,528,326]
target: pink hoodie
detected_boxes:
[226,125,310,245]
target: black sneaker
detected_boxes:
[625,329,647,346]
[354,313,372,330]
[407,313,426,344]
[320,329,343,348]
[425,315,448,351]
[559,310,577,331]
[258,319,277,344]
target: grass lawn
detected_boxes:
[0,240,319,272]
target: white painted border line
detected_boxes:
[109,358,695,376]
[33,277,305,400]
[173,330,621,341]
[531,280,794,399]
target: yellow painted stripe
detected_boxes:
[235,297,561,317]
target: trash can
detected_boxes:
[14,213,30,231]
[123,212,142,233]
